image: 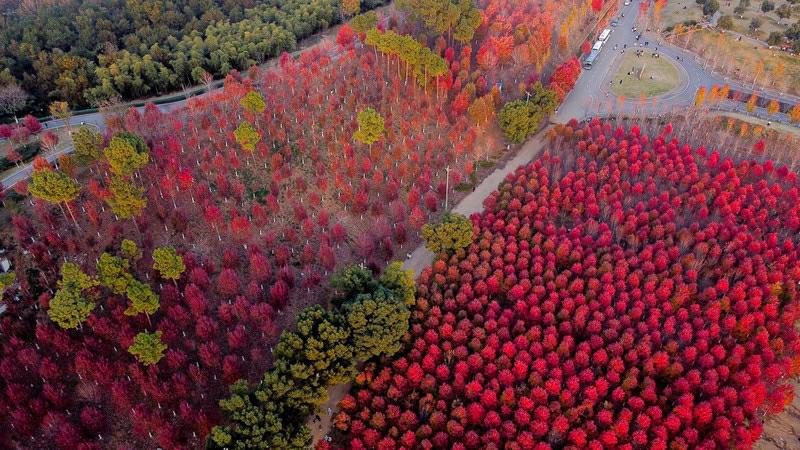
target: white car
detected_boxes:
[624,0,630,5]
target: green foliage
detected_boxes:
[240,91,266,114]
[0,0,391,110]
[345,289,410,360]
[124,279,160,317]
[59,262,99,291]
[422,213,474,254]
[103,133,149,177]
[380,261,416,306]
[72,128,103,165]
[331,264,378,303]
[212,266,408,449]
[364,28,448,85]
[234,121,262,153]
[703,0,720,14]
[106,177,147,219]
[96,253,133,295]
[29,168,80,205]
[761,0,774,12]
[776,4,792,19]
[350,11,378,33]
[121,239,141,261]
[352,107,385,146]
[498,84,558,143]
[398,0,481,42]
[718,15,735,30]
[767,31,785,45]
[48,287,96,330]
[0,272,16,298]
[128,331,167,366]
[152,246,186,283]
[49,262,98,329]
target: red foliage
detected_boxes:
[335,120,800,449]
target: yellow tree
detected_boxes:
[29,163,81,226]
[128,331,167,366]
[341,0,360,16]
[234,121,261,153]
[789,104,800,124]
[106,176,147,220]
[746,94,758,113]
[353,108,385,147]
[239,91,266,115]
[767,99,780,116]
[152,246,186,287]
[694,87,707,107]
[104,133,149,177]
[49,101,73,132]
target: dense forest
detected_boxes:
[0,0,387,113]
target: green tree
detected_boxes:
[331,264,378,303]
[704,0,720,15]
[350,11,378,33]
[380,261,416,306]
[72,128,103,166]
[767,31,785,45]
[761,0,775,12]
[48,262,98,329]
[121,239,141,261]
[96,252,133,295]
[234,121,261,152]
[452,0,482,43]
[29,166,81,226]
[59,262,99,291]
[422,213,474,254]
[498,84,558,143]
[718,15,735,30]
[776,4,792,19]
[0,272,16,298]
[353,107,384,146]
[239,91,266,114]
[48,287,96,330]
[125,279,160,321]
[103,133,149,177]
[106,176,147,219]
[128,331,167,366]
[152,246,186,286]
[750,17,763,31]
[345,289,410,360]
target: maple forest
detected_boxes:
[0,0,593,448]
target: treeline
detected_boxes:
[0,0,388,113]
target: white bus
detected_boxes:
[598,28,612,42]
[583,50,600,69]
[592,41,604,52]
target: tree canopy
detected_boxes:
[0,0,388,111]
[352,107,385,146]
[498,83,558,143]
[422,212,474,253]
[128,331,168,366]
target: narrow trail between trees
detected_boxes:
[308,127,554,446]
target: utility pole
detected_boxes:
[444,165,451,210]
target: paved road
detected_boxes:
[555,0,799,124]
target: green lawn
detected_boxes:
[611,52,681,98]
[658,0,797,38]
